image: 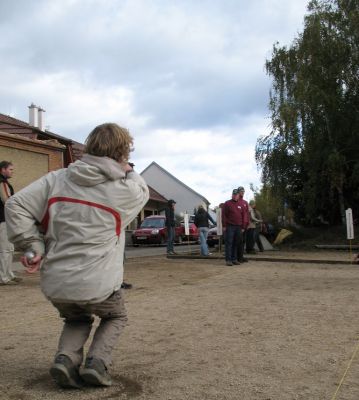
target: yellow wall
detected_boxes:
[0,133,64,192]
[0,145,49,192]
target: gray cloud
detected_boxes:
[0,0,307,130]
[0,0,309,205]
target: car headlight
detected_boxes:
[151,229,159,234]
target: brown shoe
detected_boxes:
[80,357,112,386]
[50,354,83,389]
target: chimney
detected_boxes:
[28,103,38,127]
[38,107,46,131]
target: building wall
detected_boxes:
[141,165,208,216]
[0,133,64,192]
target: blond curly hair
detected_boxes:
[84,123,134,162]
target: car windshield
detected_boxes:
[140,218,165,228]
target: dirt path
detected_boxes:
[1,252,359,399]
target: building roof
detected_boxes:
[0,130,66,149]
[0,113,85,163]
[148,185,168,203]
[0,113,71,141]
[141,161,210,205]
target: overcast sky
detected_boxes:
[0,0,308,207]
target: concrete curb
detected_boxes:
[315,245,359,250]
[167,254,355,265]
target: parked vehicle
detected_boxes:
[206,226,223,247]
[181,221,200,242]
[132,216,184,246]
[178,215,200,242]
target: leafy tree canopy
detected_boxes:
[256,0,359,225]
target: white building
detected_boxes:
[141,161,210,216]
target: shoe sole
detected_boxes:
[50,364,82,389]
[80,368,112,386]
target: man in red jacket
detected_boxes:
[222,189,246,266]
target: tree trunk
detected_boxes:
[337,184,346,226]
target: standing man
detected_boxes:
[0,161,21,285]
[246,200,262,254]
[237,186,250,263]
[165,199,177,255]
[222,189,245,266]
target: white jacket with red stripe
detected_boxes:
[5,154,149,304]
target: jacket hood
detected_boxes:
[67,154,127,187]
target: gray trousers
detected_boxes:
[0,222,15,283]
[52,289,127,368]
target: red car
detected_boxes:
[132,215,184,246]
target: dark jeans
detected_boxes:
[166,226,175,253]
[255,227,264,251]
[246,228,255,252]
[237,229,245,261]
[225,225,241,262]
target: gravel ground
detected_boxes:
[1,250,359,400]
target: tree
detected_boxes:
[256,0,359,225]
[250,183,283,224]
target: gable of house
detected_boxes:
[141,161,210,215]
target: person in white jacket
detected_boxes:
[5,123,149,389]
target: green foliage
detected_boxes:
[257,0,359,225]
[250,183,282,224]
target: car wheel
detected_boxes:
[159,236,166,245]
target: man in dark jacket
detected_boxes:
[165,199,176,255]
[0,161,20,285]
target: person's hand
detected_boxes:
[121,162,133,173]
[20,255,42,274]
